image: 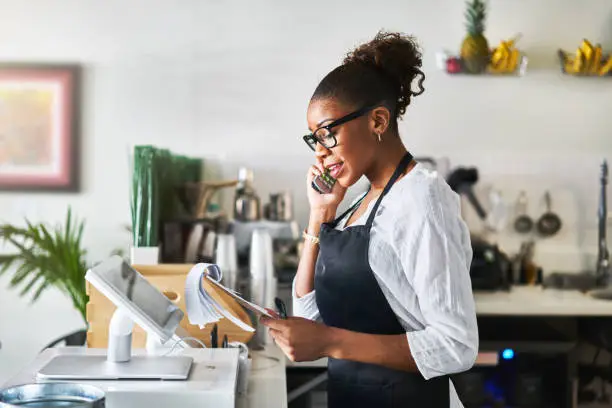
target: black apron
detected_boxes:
[314,152,450,407]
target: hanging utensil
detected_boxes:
[447,167,487,220]
[513,191,534,234]
[536,191,562,237]
[484,189,508,233]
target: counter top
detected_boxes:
[4,286,609,407]
[474,285,612,316]
[2,346,287,408]
[238,345,287,408]
[287,352,500,369]
[280,283,612,319]
[283,286,611,370]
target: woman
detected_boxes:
[261,31,478,408]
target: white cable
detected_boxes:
[162,336,207,356]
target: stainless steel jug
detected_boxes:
[0,383,106,408]
[265,192,293,221]
[234,168,261,222]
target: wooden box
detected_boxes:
[85,263,254,348]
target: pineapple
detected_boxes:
[460,0,490,74]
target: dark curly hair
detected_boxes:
[311,31,425,130]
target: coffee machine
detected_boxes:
[231,211,301,346]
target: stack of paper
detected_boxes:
[184,263,273,333]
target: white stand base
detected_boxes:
[35,309,195,381]
[108,308,135,363]
[36,354,194,381]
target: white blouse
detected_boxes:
[292,162,478,408]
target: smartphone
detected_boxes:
[311,171,336,194]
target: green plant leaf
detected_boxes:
[20,269,43,299]
[0,206,89,323]
[0,254,19,276]
[32,280,50,302]
[11,261,36,287]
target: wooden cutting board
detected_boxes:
[85,263,255,348]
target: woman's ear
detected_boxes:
[370,106,391,137]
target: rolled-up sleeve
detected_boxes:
[403,213,479,380]
[292,277,321,321]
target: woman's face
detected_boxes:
[306,98,379,188]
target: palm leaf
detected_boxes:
[11,262,38,288]
[0,206,89,323]
[0,254,20,275]
[19,268,44,298]
[32,279,50,302]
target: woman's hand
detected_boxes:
[306,162,346,218]
[260,315,336,362]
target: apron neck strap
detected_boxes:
[330,191,368,228]
[365,152,414,228]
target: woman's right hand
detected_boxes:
[306,163,346,222]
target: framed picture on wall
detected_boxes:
[0,63,81,192]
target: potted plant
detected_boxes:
[130,145,204,264]
[0,207,89,346]
[130,145,160,264]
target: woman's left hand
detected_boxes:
[260,316,335,362]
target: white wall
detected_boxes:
[0,0,611,383]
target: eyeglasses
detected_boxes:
[302,104,377,151]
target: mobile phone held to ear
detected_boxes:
[312,171,336,194]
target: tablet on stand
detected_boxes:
[37,255,194,381]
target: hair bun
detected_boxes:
[344,31,425,117]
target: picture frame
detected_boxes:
[0,63,81,192]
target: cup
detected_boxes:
[215,233,238,290]
[249,229,274,302]
[249,229,276,345]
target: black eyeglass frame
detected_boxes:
[302,104,379,151]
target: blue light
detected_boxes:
[501,348,514,360]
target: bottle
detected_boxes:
[234,168,261,221]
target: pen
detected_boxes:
[211,323,218,348]
[274,297,287,319]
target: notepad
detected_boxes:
[184,263,273,333]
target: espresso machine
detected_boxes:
[231,217,301,298]
[230,169,301,344]
[231,166,300,270]
[231,168,300,319]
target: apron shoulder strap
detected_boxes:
[330,190,369,228]
[365,152,413,228]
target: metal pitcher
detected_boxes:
[0,383,106,408]
[265,192,293,222]
[234,168,261,222]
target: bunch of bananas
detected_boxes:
[488,35,522,74]
[562,39,612,76]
